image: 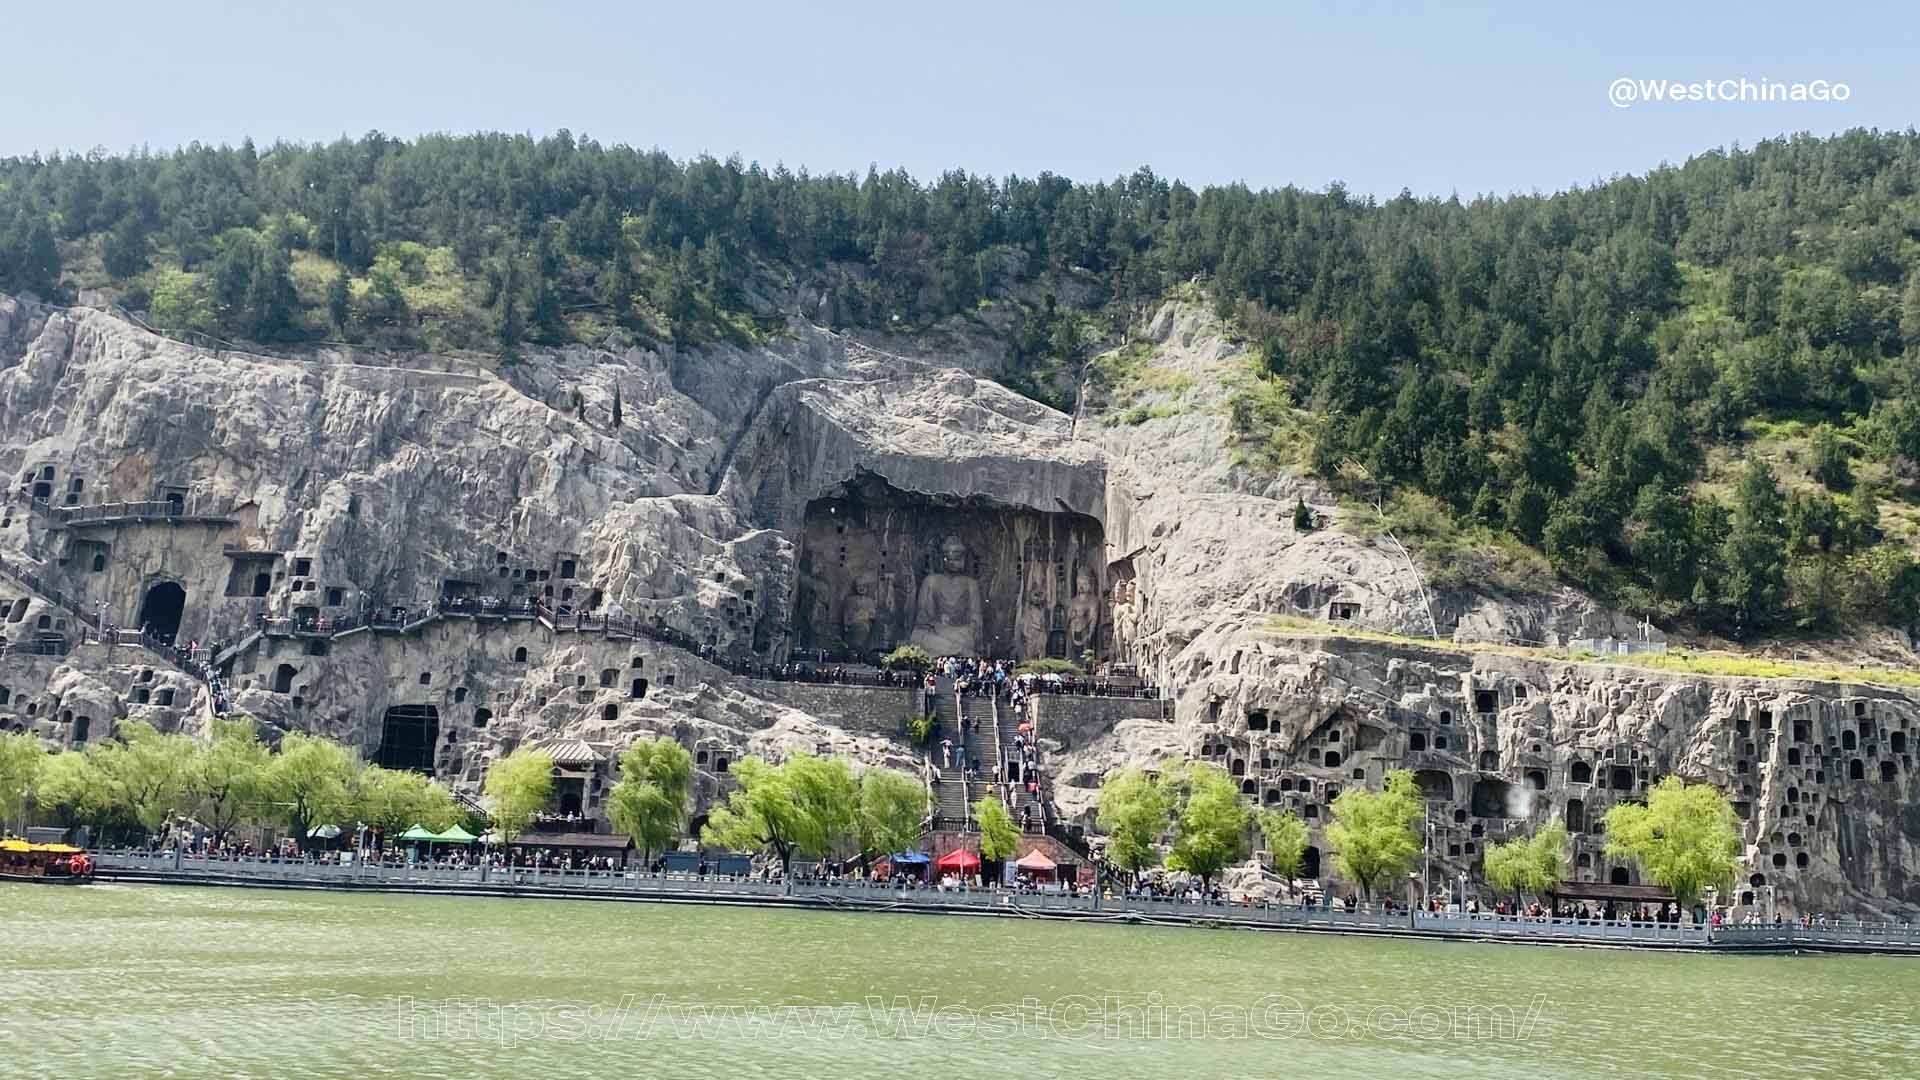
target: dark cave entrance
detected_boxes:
[376,705,440,774]
[137,581,187,644]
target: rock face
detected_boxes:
[1,293,1914,918]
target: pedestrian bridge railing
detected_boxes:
[1413,911,1709,945]
[1711,922,1920,948]
[85,853,1920,950]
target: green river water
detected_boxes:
[4,883,1917,1079]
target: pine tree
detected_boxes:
[326,269,351,333]
[1716,461,1789,638]
[611,385,623,428]
[19,216,62,295]
[102,217,150,279]
[247,244,298,341]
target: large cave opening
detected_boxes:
[376,705,440,774]
[137,581,187,644]
[792,474,1107,662]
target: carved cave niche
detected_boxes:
[790,474,1106,661]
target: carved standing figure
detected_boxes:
[1111,579,1138,662]
[840,578,878,652]
[1017,562,1055,659]
[1068,565,1101,655]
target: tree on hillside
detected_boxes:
[1096,767,1171,879]
[481,748,554,845]
[1325,769,1424,900]
[1715,460,1790,638]
[325,268,351,333]
[973,796,1020,867]
[1164,762,1250,891]
[1810,424,1852,491]
[1257,808,1310,880]
[605,736,693,864]
[1602,778,1740,912]
[611,385,623,428]
[1482,818,1568,909]
[856,767,927,858]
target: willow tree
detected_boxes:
[0,731,46,830]
[856,767,927,858]
[1258,808,1310,880]
[1096,767,1171,880]
[973,796,1020,867]
[482,748,555,845]
[33,750,104,828]
[196,719,272,846]
[606,736,694,864]
[92,719,198,835]
[1165,762,1250,891]
[1484,817,1568,908]
[357,765,461,838]
[703,753,855,876]
[266,732,359,847]
[1602,778,1739,911]
[1325,769,1424,899]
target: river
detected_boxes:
[4,883,1916,1079]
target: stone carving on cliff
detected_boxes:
[1068,565,1101,660]
[911,535,982,656]
[1111,579,1138,662]
[839,579,881,653]
[1017,561,1055,659]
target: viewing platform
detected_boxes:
[42,498,238,530]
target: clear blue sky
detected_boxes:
[6,0,1914,198]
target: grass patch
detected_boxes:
[1339,491,1556,596]
[1264,615,1920,688]
[1608,649,1920,688]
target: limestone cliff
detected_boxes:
[1,292,1914,919]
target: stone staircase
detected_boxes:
[932,776,970,828]
[996,694,1045,829]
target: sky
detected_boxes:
[5,0,1915,199]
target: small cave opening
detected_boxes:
[1412,769,1453,801]
[1470,778,1522,819]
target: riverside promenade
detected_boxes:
[81,851,1920,956]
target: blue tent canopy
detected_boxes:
[889,851,931,865]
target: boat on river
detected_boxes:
[0,838,94,884]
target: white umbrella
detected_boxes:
[307,824,343,839]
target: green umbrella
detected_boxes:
[397,824,439,841]
[432,824,478,843]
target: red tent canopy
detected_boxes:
[935,848,981,871]
[1014,848,1057,872]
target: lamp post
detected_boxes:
[1458,871,1468,915]
[1406,871,1418,929]
[1423,807,1432,912]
